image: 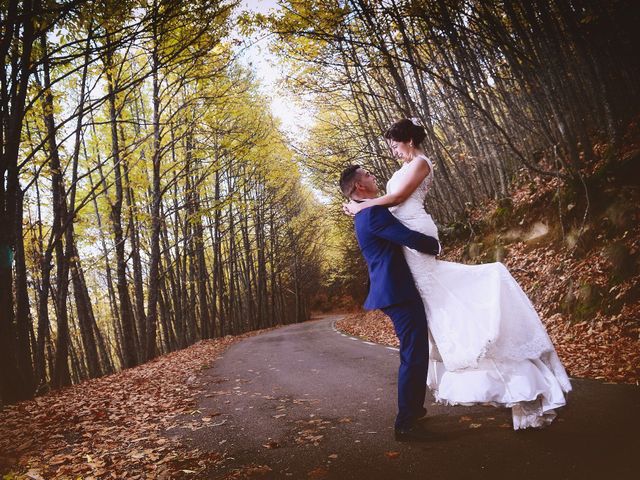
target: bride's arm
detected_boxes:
[344,159,430,215]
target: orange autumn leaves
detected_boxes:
[0,330,271,479]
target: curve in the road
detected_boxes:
[169,315,640,480]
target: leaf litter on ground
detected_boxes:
[0,328,275,479]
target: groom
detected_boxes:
[339,165,442,442]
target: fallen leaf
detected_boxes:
[307,467,329,478]
[49,455,70,466]
[25,470,45,480]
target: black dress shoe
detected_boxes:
[394,423,444,442]
[412,408,427,422]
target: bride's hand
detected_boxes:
[342,201,364,216]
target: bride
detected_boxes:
[344,118,571,429]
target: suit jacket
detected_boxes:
[354,205,440,310]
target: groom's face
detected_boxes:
[353,168,379,197]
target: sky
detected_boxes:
[235,1,331,203]
[236,0,315,138]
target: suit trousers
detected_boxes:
[382,296,429,430]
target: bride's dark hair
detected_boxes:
[384,118,426,146]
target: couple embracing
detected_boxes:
[339,118,571,442]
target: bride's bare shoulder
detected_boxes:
[415,154,432,165]
[413,155,434,175]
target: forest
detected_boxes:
[1,0,639,409]
[0,0,327,406]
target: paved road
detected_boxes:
[173,315,640,479]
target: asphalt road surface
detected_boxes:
[172,315,640,479]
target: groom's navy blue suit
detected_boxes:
[354,205,440,430]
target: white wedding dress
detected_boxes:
[387,155,571,429]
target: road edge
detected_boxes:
[331,316,400,353]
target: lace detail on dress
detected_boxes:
[388,155,434,222]
[512,400,556,430]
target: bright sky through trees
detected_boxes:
[238,0,315,137]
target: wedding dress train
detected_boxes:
[387,156,571,429]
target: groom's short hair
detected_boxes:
[339,165,362,198]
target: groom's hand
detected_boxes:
[342,203,355,217]
[343,200,365,216]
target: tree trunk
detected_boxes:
[104,38,138,369]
